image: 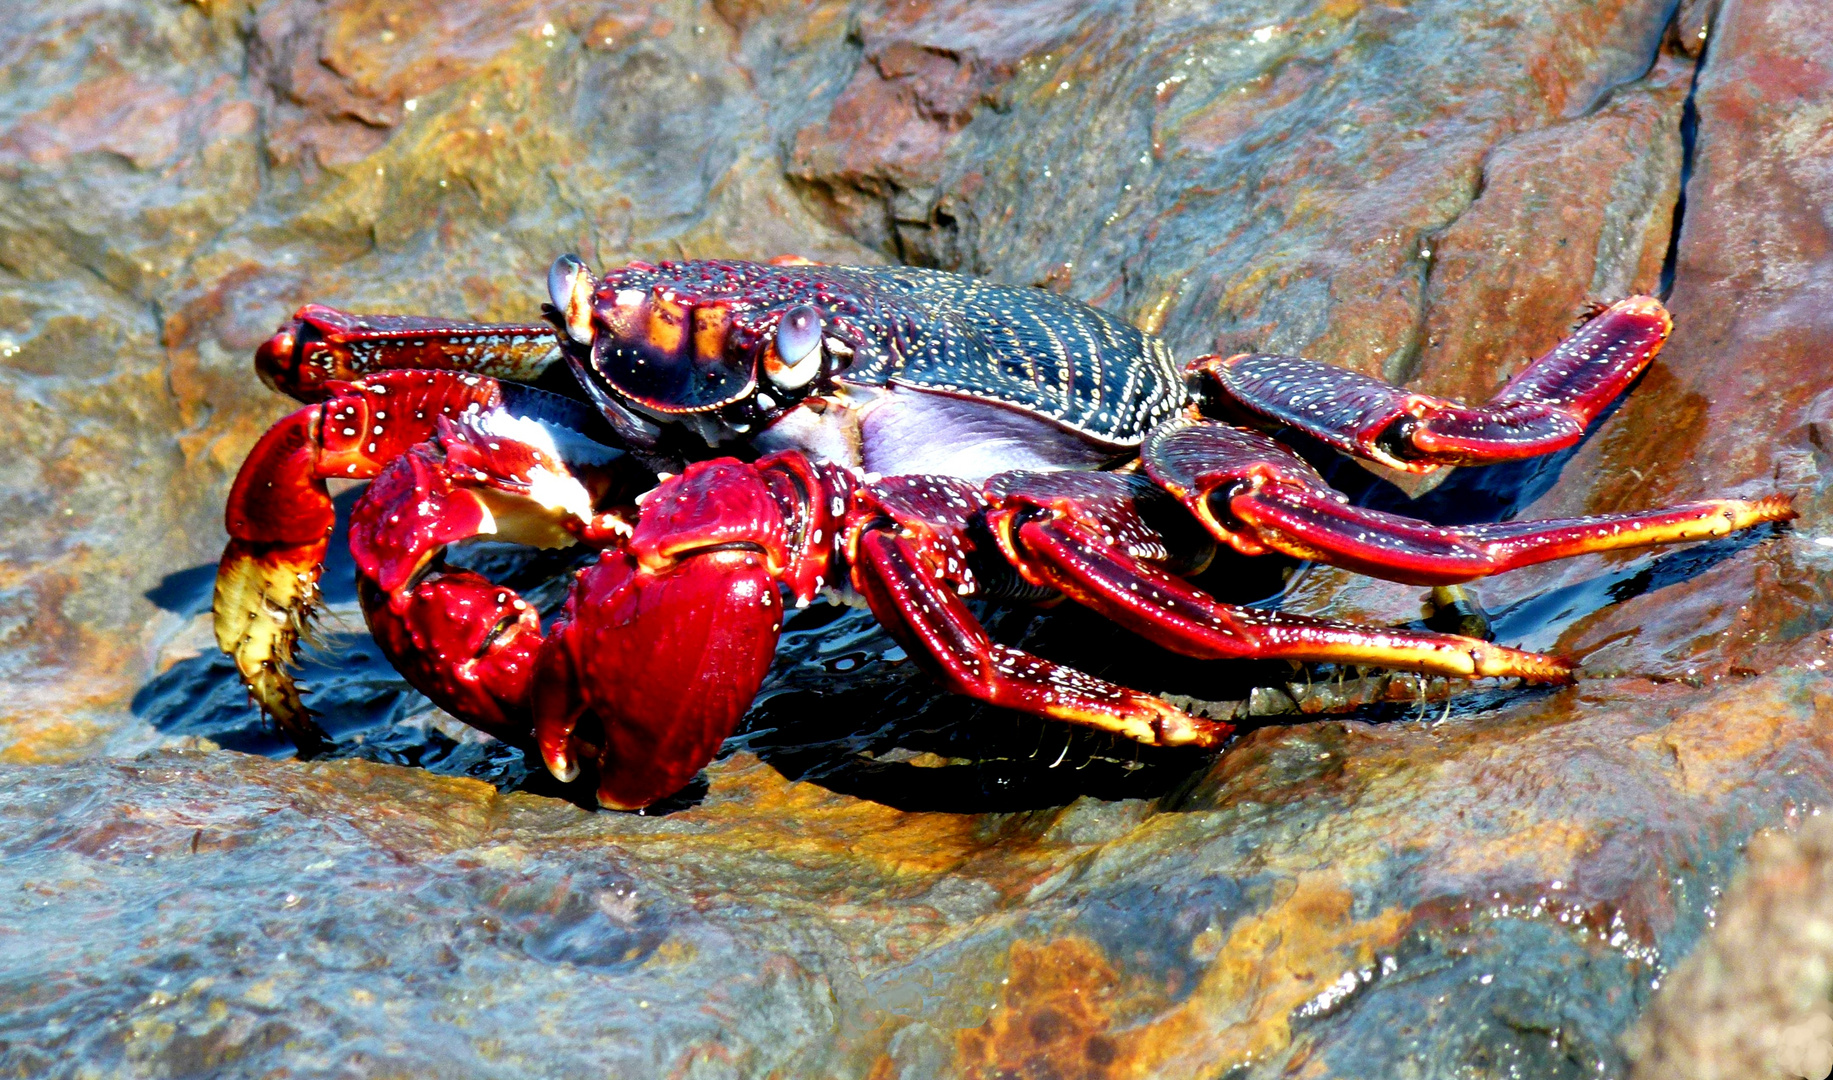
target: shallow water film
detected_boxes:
[4,0,1833,1077]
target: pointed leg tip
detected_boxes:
[1590,295,1671,340]
[1614,294,1670,320]
[1758,493,1799,524]
[1541,662,1579,688]
[1707,493,1799,535]
[1469,643,1574,685]
[1147,698,1233,748]
[542,748,580,784]
[242,669,334,758]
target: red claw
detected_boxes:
[359,569,543,740]
[536,466,786,809]
[346,441,545,739]
[628,460,788,573]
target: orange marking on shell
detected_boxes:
[759,340,789,380]
[647,291,688,355]
[693,304,732,363]
[600,287,647,341]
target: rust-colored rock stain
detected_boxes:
[952,874,1408,1079]
[955,938,1129,1080]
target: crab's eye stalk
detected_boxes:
[765,304,823,390]
[548,254,597,345]
[254,324,298,395]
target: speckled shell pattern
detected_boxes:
[598,261,1190,448]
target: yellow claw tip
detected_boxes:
[213,539,330,738]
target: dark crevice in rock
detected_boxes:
[1575,0,1683,118]
[1387,170,1471,387]
[1658,16,1713,298]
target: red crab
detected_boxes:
[214,257,1793,808]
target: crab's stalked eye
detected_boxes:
[548,254,597,345]
[767,304,823,390]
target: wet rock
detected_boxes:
[1520,0,1833,681]
[1408,52,1687,406]
[1,0,1831,1076]
[5,669,1831,1076]
[1624,813,1833,1080]
[1271,0,1833,688]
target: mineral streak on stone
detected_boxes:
[0,0,1831,1076]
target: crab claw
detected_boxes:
[348,437,547,742]
[254,304,561,403]
[534,460,787,810]
[345,399,644,740]
[213,405,340,756]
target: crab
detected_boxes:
[213,256,1794,808]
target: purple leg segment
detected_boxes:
[1193,296,1672,473]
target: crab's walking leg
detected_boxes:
[213,370,507,750]
[851,527,1228,748]
[256,305,560,402]
[998,510,1571,682]
[1146,420,1796,587]
[1193,296,1671,473]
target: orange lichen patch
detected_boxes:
[955,873,1409,1077]
[276,757,504,853]
[0,713,121,764]
[957,938,1129,1080]
[0,569,144,762]
[1131,871,1408,1073]
[1429,817,1595,883]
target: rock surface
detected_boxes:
[1625,812,1833,1080]
[1,0,1831,1076]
